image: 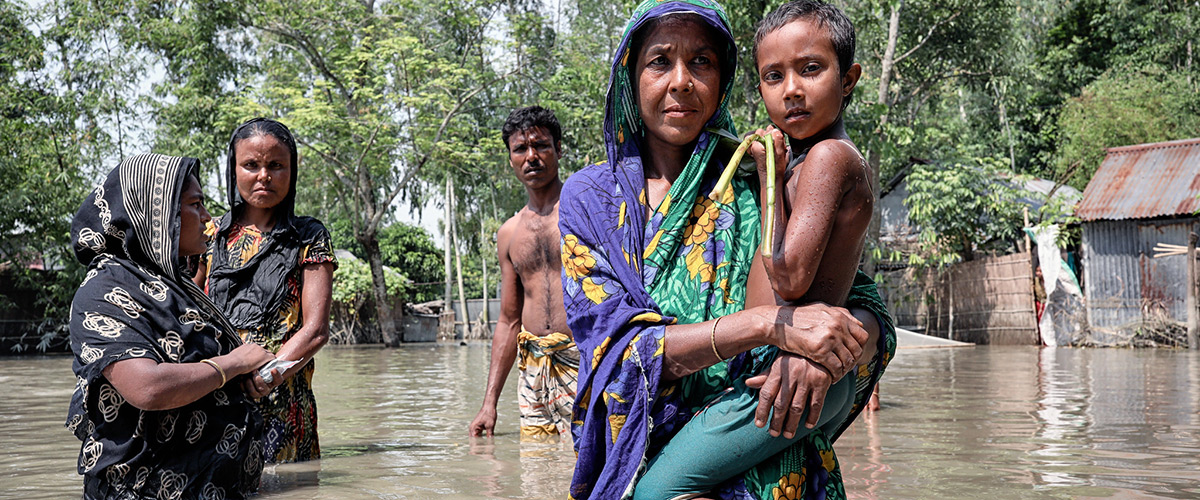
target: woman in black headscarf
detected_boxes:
[195,118,336,463]
[67,153,275,499]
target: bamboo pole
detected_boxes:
[1188,232,1197,350]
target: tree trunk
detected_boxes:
[451,186,469,340]
[877,1,902,111]
[864,0,903,278]
[994,82,1016,168]
[443,177,454,320]
[362,233,398,346]
[1187,39,1193,87]
[480,222,489,333]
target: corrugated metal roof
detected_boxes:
[1076,137,1200,221]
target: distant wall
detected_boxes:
[879,252,1039,345]
[450,298,502,339]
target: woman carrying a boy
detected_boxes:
[559,1,896,499]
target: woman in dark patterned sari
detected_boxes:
[559,1,896,498]
[67,153,275,499]
[196,118,337,463]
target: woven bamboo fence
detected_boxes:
[878,252,1039,345]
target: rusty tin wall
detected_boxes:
[1082,218,1197,338]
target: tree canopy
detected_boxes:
[2,0,1197,348]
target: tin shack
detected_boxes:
[1075,138,1200,345]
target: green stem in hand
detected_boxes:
[707,132,761,201]
[706,132,776,258]
[761,134,775,258]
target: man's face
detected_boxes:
[506,126,561,189]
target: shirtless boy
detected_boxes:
[468,106,578,440]
[746,0,879,416]
[749,0,873,310]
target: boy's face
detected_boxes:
[756,18,860,141]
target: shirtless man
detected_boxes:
[468,106,578,440]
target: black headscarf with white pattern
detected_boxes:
[67,153,263,499]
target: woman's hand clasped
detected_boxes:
[756,303,869,381]
[219,343,278,398]
[244,366,282,399]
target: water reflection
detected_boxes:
[837,346,1200,499]
[2,345,1197,499]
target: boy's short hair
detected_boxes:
[753,0,856,78]
[502,106,563,150]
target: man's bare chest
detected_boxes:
[510,220,561,276]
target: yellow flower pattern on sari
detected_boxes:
[592,337,611,370]
[684,196,719,246]
[563,234,596,280]
[685,244,716,282]
[644,230,664,259]
[772,471,806,500]
[609,414,627,444]
[582,277,609,304]
[820,450,837,472]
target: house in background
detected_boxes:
[876,168,1081,344]
[1076,138,1200,346]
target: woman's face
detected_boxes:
[178,175,212,257]
[234,134,292,211]
[634,16,723,152]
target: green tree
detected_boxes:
[1,0,120,350]
[133,0,246,189]
[231,0,517,345]
[1027,0,1199,181]
[1054,66,1200,190]
[331,221,445,304]
[904,156,1026,265]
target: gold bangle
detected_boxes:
[201,358,226,387]
[710,316,724,362]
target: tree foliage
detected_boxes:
[4,0,1200,349]
[228,0,520,343]
[904,157,1025,266]
[1054,67,1200,190]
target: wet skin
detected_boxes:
[746,17,872,309]
[500,127,572,337]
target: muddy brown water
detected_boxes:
[2,345,1197,499]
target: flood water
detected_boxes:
[2,345,1198,499]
